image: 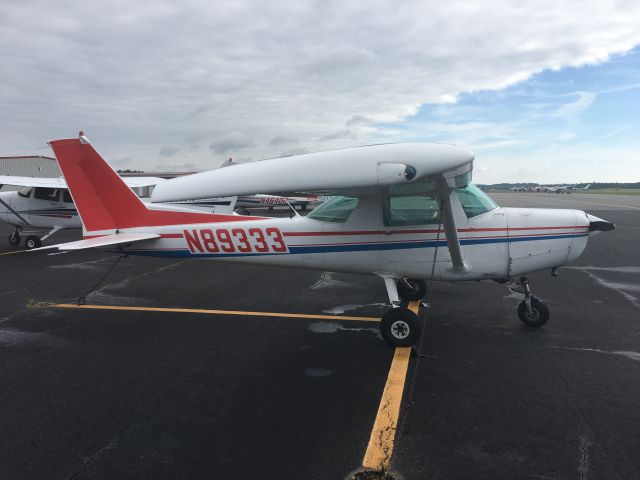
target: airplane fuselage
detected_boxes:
[115,194,591,281]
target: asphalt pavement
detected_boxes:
[1,193,638,480]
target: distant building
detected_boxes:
[0,155,61,177]
[0,154,197,194]
[0,155,62,191]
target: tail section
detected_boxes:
[49,133,252,235]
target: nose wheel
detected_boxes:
[511,276,550,327]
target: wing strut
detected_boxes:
[437,178,470,274]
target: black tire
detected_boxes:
[8,232,20,246]
[380,308,420,347]
[235,207,250,216]
[517,297,550,327]
[397,278,427,301]
[25,235,42,250]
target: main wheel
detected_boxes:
[25,235,42,250]
[397,278,427,301]
[380,308,420,347]
[517,297,550,327]
[8,232,20,245]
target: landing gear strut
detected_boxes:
[511,276,550,327]
[8,229,20,246]
[379,276,422,346]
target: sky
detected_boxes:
[0,0,639,183]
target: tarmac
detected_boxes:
[0,192,639,480]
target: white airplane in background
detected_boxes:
[0,175,237,249]
[38,133,614,347]
[541,184,590,193]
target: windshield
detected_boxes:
[307,196,358,223]
[455,184,498,218]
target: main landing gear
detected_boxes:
[379,277,427,347]
[7,226,61,250]
[8,229,20,246]
[511,276,550,327]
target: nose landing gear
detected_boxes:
[378,277,427,346]
[511,276,550,327]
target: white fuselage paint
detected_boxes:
[113,192,592,282]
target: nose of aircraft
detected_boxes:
[585,213,615,234]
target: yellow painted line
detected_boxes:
[0,250,25,256]
[362,300,420,471]
[52,303,380,322]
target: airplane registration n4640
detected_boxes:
[38,133,614,347]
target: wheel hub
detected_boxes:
[390,320,410,340]
[525,308,540,321]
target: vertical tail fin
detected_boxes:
[49,132,247,235]
[49,134,149,233]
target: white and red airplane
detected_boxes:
[37,133,614,346]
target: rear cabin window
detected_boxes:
[62,190,74,203]
[455,184,498,218]
[383,195,440,226]
[17,186,32,198]
[307,196,358,223]
[33,188,59,201]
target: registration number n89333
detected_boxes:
[183,227,288,254]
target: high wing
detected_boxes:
[151,143,474,202]
[0,175,166,189]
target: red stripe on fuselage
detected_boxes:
[283,226,589,237]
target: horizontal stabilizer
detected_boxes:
[30,233,160,252]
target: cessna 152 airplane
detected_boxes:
[37,133,614,347]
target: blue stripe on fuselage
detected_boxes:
[124,233,589,258]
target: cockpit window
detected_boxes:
[34,187,59,201]
[455,184,498,218]
[62,190,74,203]
[383,194,440,226]
[307,196,358,223]
[17,186,32,198]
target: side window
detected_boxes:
[17,186,32,198]
[62,190,74,203]
[383,194,440,226]
[33,188,59,201]
[307,196,358,223]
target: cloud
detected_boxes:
[209,131,253,154]
[320,130,352,141]
[552,91,598,119]
[0,0,639,172]
[159,145,180,157]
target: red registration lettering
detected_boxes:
[266,227,287,252]
[232,228,251,253]
[200,229,219,253]
[216,229,235,253]
[184,229,204,253]
[249,228,269,252]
